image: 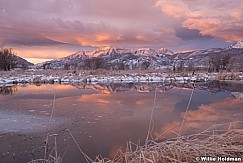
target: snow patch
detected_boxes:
[228,40,243,49]
[231,92,243,99]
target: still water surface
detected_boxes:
[0,82,243,163]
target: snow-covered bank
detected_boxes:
[0,73,206,87]
[231,92,243,99]
[0,71,243,87]
[85,74,207,84]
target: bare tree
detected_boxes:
[0,48,17,71]
[238,56,243,72]
[208,56,220,72]
[177,61,184,71]
[208,54,231,72]
[221,55,231,70]
[227,58,236,72]
[188,60,194,72]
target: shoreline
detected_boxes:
[1,70,243,87]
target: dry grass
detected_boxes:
[215,72,242,80]
[27,123,243,163]
[94,126,243,163]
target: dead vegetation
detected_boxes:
[94,126,243,163]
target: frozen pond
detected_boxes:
[0,81,243,163]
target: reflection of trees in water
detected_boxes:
[0,86,18,96]
[198,80,243,93]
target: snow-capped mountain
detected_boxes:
[35,51,89,69]
[36,47,175,70]
[36,41,243,70]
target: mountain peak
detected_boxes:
[137,48,153,51]
[228,40,243,49]
[97,46,114,51]
[158,48,174,55]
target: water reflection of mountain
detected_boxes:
[0,86,18,96]
[1,81,241,96]
[72,83,181,94]
[72,81,243,95]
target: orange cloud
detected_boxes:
[96,34,110,42]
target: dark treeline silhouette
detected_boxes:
[0,48,17,71]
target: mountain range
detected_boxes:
[34,40,243,71]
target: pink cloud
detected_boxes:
[155,0,243,42]
[154,97,243,139]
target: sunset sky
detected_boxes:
[1,0,243,64]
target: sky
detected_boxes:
[0,0,243,64]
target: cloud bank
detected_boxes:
[0,0,242,62]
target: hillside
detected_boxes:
[13,55,34,69]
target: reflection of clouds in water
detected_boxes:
[154,98,243,139]
[19,84,75,91]
[156,94,181,112]
[79,94,116,104]
[78,93,180,113]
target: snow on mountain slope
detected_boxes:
[228,40,243,49]
[35,51,88,69]
[87,47,132,57]
[56,51,88,62]
[35,42,243,70]
[158,48,174,56]
[176,48,223,59]
[14,55,34,68]
[136,48,156,56]
[35,47,175,70]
